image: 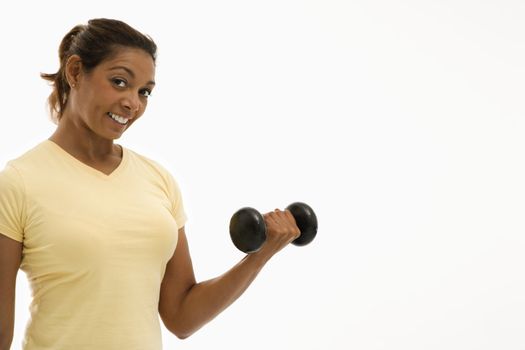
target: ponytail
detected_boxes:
[40,25,86,123]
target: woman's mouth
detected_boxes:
[107,112,129,125]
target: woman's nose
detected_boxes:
[123,92,140,113]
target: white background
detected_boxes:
[1,1,525,349]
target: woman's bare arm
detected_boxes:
[158,209,300,339]
[0,233,22,350]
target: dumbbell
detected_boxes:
[229,202,318,253]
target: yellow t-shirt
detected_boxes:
[0,140,187,350]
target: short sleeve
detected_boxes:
[165,171,187,229]
[0,164,26,242]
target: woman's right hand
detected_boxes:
[258,209,301,257]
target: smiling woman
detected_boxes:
[56,49,155,143]
[41,19,157,124]
[39,19,158,173]
[0,18,302,350]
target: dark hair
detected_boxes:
[41,18,157,123]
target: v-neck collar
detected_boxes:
[44,139,128,180]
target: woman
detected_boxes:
[0,18,300,350]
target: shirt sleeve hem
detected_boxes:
[0,224,23,242]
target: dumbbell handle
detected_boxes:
[229,202,318,253]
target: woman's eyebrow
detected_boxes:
[109,66,155,86]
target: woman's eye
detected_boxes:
[112,78,127,87]
[140,89,152,98]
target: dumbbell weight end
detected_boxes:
[286,202,318,246]
[229,207,267,254]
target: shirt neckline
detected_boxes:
[44,139,128,180]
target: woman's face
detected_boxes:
[67,48,156,140]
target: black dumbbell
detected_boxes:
[229,202,318,253]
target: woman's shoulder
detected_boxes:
[0,141,50,191]
[125,147,166,171]
[123,146,179,183]
[2,140,54,173]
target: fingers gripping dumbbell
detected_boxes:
[229,202,318,253]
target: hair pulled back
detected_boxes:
[41,18,157,123]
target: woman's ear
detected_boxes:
[65,55,83,89]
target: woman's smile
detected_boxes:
[107,112,130,125]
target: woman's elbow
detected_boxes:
[176,332,192,340]
[162,317,197,340]
[168,325,195,340]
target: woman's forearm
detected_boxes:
[170,248,273,338]
[165,209,301,339]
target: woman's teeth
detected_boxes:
[108,112,129,125]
